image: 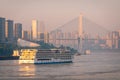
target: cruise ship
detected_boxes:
[19,49,74,64]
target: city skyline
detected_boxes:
[0,16,120,50]
[0,0,120,50]
[0,0,120,32]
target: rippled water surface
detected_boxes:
[0,51,120,80]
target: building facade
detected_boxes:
[22,30,29,40]
[6,20,14,42]
[0,17,6,42]
[32,20,38,40]
[14,23,22,39]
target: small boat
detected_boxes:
[84,50,91,55]
[75,53,81,56]
[75,49,91,55]
[19,49,74,64]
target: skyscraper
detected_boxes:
[6,20,14,42]
[39,21,45,33]
[14,23,22,39]
[112,31,119,49]
[22,30,29,40]
[0,17,6,42]
[44,32,49,43]
[32,20,38,40]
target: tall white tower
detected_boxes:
[79,14,83,37]
[32,20,38,40]
[78,14,83,52]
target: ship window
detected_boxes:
[37,59,51,61]
[55,50,60,53]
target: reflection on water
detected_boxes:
[19,64,35,77]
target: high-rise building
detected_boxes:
[22,30,29,40]
[118,30,120,48]
[0,17,6,42]
[32,20,38,40]
[106,31,119,49]
[14,23,22,39]
[112,31,119,49]
[28,30,32,40]
[118,30,120,37]
[39,21,45,33]
[44,32,49,43]
[6,20,14,42]
[38,32,44,41]
[106,33,112,48]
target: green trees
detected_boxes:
[0,43,17,56]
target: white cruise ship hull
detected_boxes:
[19,59,72,64]
[35,59,72,64]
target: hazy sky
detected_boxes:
[0,0,120,32]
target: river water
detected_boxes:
[0,51,120,80]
